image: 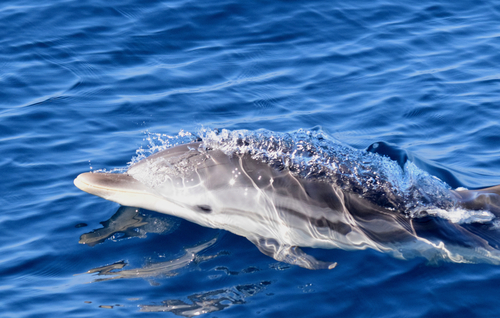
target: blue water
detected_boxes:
[1,0,500,316]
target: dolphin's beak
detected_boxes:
[74,172,151,200]
[74,172,194,220]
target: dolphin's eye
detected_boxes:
[197,205,212,213]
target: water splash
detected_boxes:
[131,128,489,224]
[129,130,199,166]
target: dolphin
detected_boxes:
[74,134,500,269]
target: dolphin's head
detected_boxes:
[74,143,282,234]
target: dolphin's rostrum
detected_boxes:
[74,129,500,269]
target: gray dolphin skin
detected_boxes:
[74,131,500,269]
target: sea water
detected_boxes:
[1,0,500,317]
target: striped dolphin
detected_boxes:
[74,131,500,269]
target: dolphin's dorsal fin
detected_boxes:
[366,141,408,170]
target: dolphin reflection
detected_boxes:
[79,206,179,246]
[140,281,271,317]
[77,237,219,283]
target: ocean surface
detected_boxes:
[1,0,500,317]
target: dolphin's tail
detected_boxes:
[454,185,500,217]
